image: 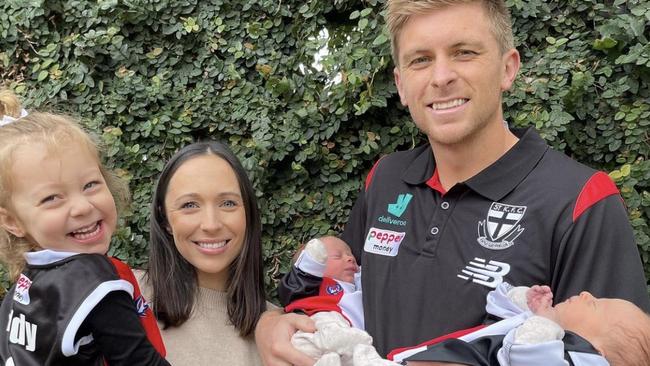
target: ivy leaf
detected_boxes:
[593,37,617,50]
[359,18,368,31]
[372,34,387,46]
[37,70,48,81]
[608,140,622,151]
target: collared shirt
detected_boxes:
[342,127,650,357]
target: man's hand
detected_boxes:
[526,285,554,318]
[255,309,317,366]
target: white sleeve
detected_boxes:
[353,267,362,290]
[506,286,531,312]
[513,316,564,344]
[497,326,569,366]
[294,249,327,277]
[486,282,530,319]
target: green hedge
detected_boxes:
[1,0,649,297]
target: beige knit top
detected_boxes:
[160,287,263,366]
[135,271,266,365]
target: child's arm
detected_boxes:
[278,239,328,307]
[84,291,170,366]
[485,282,530,319]
[496,286,566,366]
[294,238,329,277]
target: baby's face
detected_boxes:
[554,291,643,343]
[322,238,359,283]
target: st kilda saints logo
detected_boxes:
[477,202,526,250]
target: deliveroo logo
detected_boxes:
[387,193,413,218]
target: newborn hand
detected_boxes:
[526,285,553,316]
[305,238,329,265]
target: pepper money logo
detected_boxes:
[363,227,405,257]
[13,274,32,305]
[387,193,413,218]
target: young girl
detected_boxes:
[141,141,269,365]
[0,90,170,365]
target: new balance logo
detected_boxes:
[457,257,511,288]
[387,193,413,217]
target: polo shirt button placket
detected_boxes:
[441,202,450,210]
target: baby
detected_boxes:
[278,237,398,366]
[393,283,650,366]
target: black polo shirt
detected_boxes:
[342,127,650,357]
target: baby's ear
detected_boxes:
[0,207,26,238]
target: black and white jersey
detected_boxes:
[0,251,167,366]
[389,282,608,365]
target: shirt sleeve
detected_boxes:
[485,283,529,319]
[278,267,324,308]
[550,193,650,311]
[497,328,567,366]
[83,291,170,366]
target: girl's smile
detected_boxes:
[1,143,116,254]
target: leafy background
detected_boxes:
[1,0,649,297]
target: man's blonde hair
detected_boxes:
[385,0,515,65]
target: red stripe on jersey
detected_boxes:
[109,257,167,357]
[284,277,353,325]
[573,171,620,222]
[387,324,486,361]
[426,168,446,195]
[365,158,383,191]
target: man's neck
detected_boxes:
[431,122,519,191]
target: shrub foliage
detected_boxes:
[1,0,649,296]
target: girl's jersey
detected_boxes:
[0,251,165,365]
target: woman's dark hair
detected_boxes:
[146,141,266,336]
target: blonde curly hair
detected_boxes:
[0,90,129,281]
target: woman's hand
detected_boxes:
[255,309,317,366]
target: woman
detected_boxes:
[141,141,268,365]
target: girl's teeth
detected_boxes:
[71,222,100,239]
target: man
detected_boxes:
[255,1,650,365]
